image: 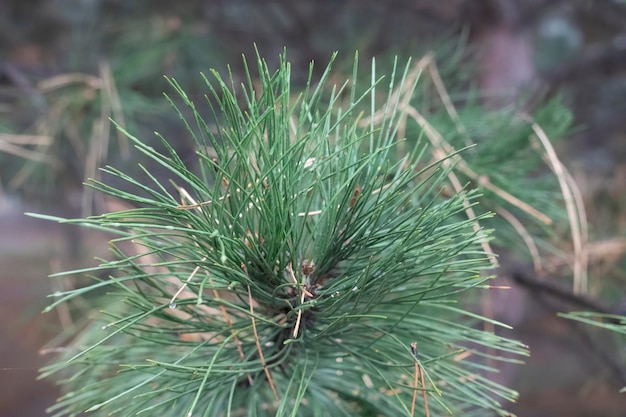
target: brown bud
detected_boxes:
[301,259,315,276]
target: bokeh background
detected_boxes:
[1,1,626,416]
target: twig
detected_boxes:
[248,285,279,400]
[405,105,552,225]
[425,151,498,365]
[433,150,498,268]
[427,60,469,144]
[37,73,103,91]
[293,292,305,339]
[286,263,311,338]
[176,194,228,210]
[419,363,429,417]
[359,54,552,227]
[82,63,113,217]
[357,53,431,127]
[169,263,203,307]
[410,342,430,417]
[100,61,129,157]
[411,359,418,417]
[510,266,617,319]
[519,273,626,385]
[526,118,588,294]
[0,140,55,163]
[0,133,52,145]
[496,206,542,273]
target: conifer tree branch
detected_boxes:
[32,50,536,417]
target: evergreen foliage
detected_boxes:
[32,51,531,417]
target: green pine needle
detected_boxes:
[34,50,528,417]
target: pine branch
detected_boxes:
[33,50,528,417]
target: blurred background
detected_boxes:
[1,1,626,416]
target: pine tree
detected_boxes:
[33,51,532,417]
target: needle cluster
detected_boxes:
[36,51,527,417]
